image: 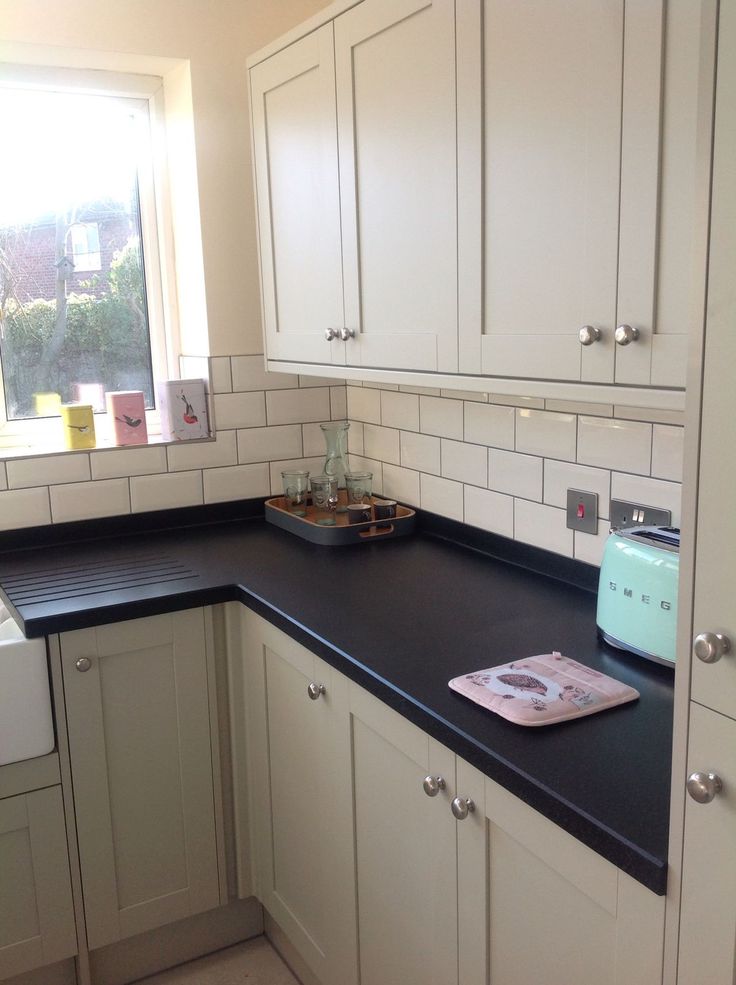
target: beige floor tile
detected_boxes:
[134,937,300,985]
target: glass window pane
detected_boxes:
[0,89,155,420]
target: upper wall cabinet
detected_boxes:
[251,0,715,395]
[251,0,459,374]
[250,25,345,365]
[335,0,458,372]
[459,0,714,386]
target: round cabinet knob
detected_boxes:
[687,771,723,804]
[451,796,475,820]
[75,657,92,673]
[422,775,446,797]
[694,632,731,664]
[614,324,640,346]
[325,328,337,341]
[578,325,601,346]
[307,682,326,700]
[338,327,355,341]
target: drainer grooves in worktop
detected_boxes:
[2,554,198,605]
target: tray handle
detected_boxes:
[359,523,394,539]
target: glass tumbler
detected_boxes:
[345,471,373,506]
[281,469,310,516]
[310,474,338,525]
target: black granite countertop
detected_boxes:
[0,503,673,893]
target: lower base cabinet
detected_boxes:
[61,609,222,951]
[0,786,77,980]
[239,610,665,985]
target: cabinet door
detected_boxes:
[475,0,624,382]
[615,0,715,387]
[689,0,736,720]
[242,613,357,985]
[349,684,458,985]
[61,610,220,950]
[0,787,77,980]
[250,25,346,365]
[336,0,458,372]
[479,776,664,985]
[678,704,736,984]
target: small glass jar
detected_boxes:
[281,469,310,516]
[345,470,373,505]
[310,474,338,525]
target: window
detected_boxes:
[69,223,102,272]
[0,68,174,442]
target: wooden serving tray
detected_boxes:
[265,496,415,545]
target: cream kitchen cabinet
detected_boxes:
[0,785,77,980]
[461,0,714,387]
[252,0,714,401]
[675,2,736,979]
[237,609,665,985]
[250,0,460,374]
[60,609,222,951]
[351,682,664,985]
[250,24,345,367]
[238,612,358,985]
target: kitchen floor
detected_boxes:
[135,937,300,985]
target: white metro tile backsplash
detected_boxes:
[348,382,684,568]
[0,359,684,572]
[0,356,344,533]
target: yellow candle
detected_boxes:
[60,404,96,450]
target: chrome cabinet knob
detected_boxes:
[75,657,92,673]
[325,328,337,341]
[687,771,723,804]
[451,796,475,820]
[422,775,446,797]
[338,327,355,341]
[614,324,640,346]
[307,682,326,700]
[578,325,601,346]
[694,632,731,664]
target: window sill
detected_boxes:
[0,431,215,463]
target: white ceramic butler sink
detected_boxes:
[0,612,55,766]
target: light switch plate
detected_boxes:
[609,499,672,529]
[566,489,598,534]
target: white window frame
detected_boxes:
[0,64,180,449]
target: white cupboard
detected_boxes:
[238,609,665,985]
[676,0,736,979]
[250,0,715,398]
[463,0,714,387]
[239,613,358,985]
[0,786,77,980]
[335,0,458,372]
[250,25,345,366]
[251,0,459,374]
[60,610,222,950]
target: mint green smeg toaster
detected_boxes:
[596,526,680,667]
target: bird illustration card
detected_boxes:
[448,652,639,726]
[158,379,210,441]
[106,390,148,446]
